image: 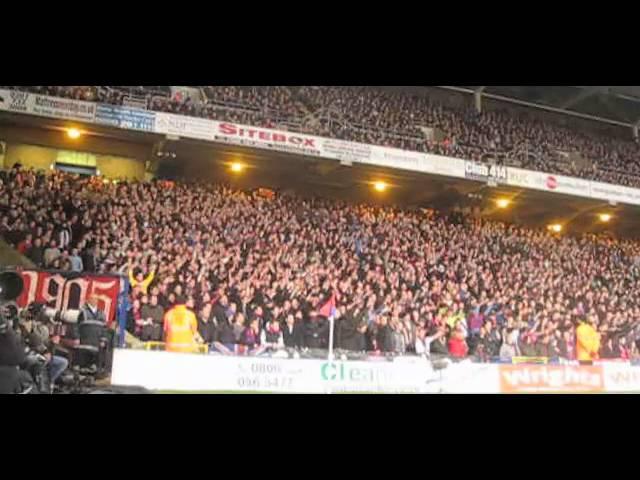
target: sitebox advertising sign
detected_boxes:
[213,122,324,157]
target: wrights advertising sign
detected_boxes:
[499,365,604,393]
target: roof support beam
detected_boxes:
[615,93,640,105]
[437,86,632,129]
[473,88,486,113]
[561,86,605,110]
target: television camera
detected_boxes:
[0,271,113,393]
[31,303,113,393]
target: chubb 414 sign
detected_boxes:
[465,161,508,183]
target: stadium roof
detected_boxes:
[444,86,640,127]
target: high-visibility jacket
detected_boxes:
[576,323,600,361]
[163,304,198,353]
[446,311,465,329]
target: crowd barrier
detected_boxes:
[110,348,640,393]
[138,341,209,354]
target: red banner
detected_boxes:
[15,270,125,325]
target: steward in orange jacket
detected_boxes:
[576,317,601,362]
[163,304,202,353]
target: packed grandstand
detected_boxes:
[2,85,640,394]
[4,85,640,186]
[2,166,640,361]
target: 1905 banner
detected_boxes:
[15,270,127,326]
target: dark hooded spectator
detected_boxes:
[304,315,330,350]
[482,320,502,358]
[197,303,216,345]
[139,294,165,342]
[282,314,304,349]
[375,316,394,353]
[81,244,97,273]
[26,238,44,267]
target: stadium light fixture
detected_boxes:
[373,181,388,193]
[496,198,510,209]
[599,213,612,222]
[548,224,563,233]
[66,128,82,139]
[230,162,245,173]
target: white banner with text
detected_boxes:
[0,89,96,122]
[111,349,435,393]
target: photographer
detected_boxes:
[18,304,69,392]
[0,306,29,394]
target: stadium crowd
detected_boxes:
[5,85,640,188]
[2,164,640,362]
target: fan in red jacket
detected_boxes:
[448,322,469,358]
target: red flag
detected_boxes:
[318,292,337,318]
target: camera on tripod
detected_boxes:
[38,305,110,393]
[0,270,113,393]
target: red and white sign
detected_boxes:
[15,270,125,325]
[506,168,591,198]
[537,173,591,197]
[214,122,322,155]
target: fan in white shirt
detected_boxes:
[415,326,445,357]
